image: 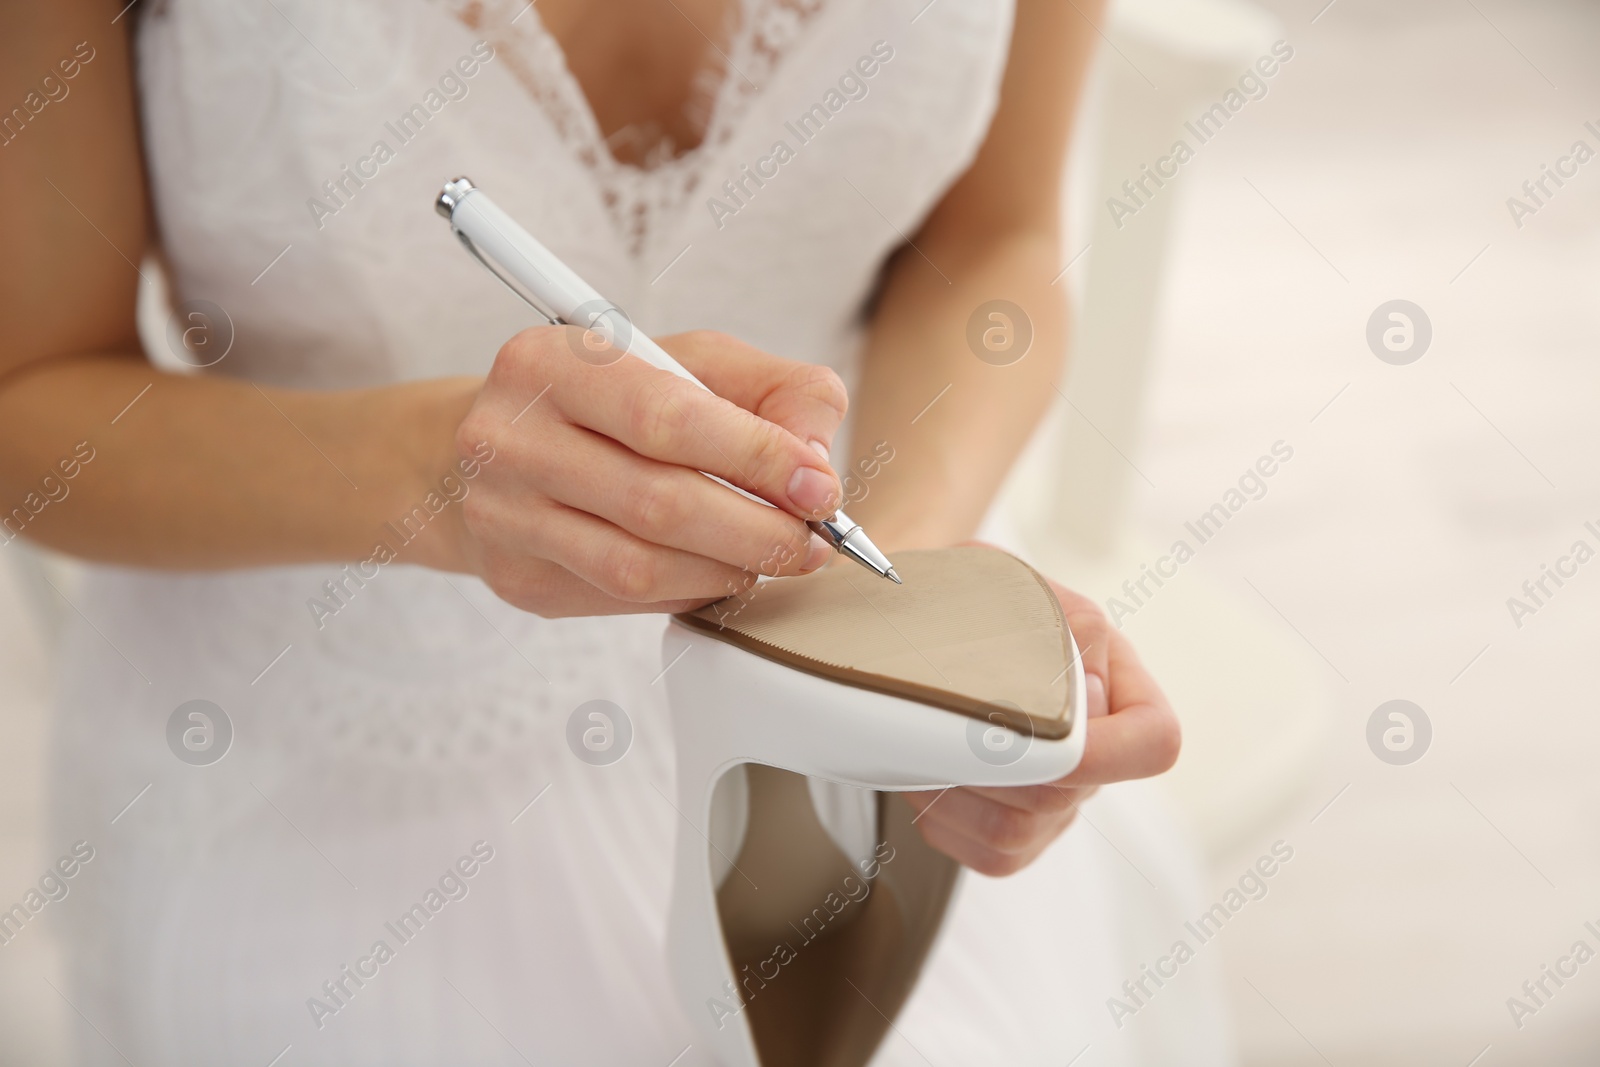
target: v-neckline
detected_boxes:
[517,0,747,176]
[447,0,837,254]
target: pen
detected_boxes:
[435,176,900,584]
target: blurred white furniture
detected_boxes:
[2,539,77,654]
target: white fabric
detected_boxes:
[46,0,1234,1063]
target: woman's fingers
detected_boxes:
[1057,628,1180,786]
[531,423,829,577]
[533,506,753,605]
[468,485,752,605]
[1056,703,1180,786]
[1047,578,1111,718]
[475,549,718,618]
[912,815,1045,878]
[1102,623,1173,717]
[964,780,1097,815]
[657,330,850,456]
[546,332,844,520]
[903,789,1078,878]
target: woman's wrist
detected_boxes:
[339,375,482,575]
[847,494,975,554]
[844,451,982,553]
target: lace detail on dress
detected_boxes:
[437,0,830,254]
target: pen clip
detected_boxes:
[451,227,565,327]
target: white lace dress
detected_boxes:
[47,1,1234,1063]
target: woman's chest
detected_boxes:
[136,0,1016,382]
[530,0,735,163]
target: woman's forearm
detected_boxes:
[844,224,1067,551]
[0,352,478,570]
[845,0,1093,554]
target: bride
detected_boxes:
[1,0,1231,1062]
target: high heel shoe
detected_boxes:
[660,545,1087,1066]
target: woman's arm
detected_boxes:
[850,0,1183,874]
[1,2,848,616]
[844,0,1100,549]
[0,3,479,573]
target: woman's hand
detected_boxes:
[904,580,1181,876]
[447,326,850,617]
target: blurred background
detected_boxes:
[4,0,1599,1063]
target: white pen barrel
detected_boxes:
[452,190,708,388]
[451,191,600,320]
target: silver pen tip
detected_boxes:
[812,511,899,584]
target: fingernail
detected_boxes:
[800,534,832,573]
[1087,673,1108,718]
[787,466,838,516]
[808,439,832,461]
